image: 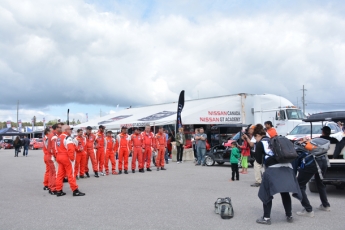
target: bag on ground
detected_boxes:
[214,197,234,219]
[270,136,298,163]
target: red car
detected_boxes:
[30,138,43,150]
[0,139,14,149]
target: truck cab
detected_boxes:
[273,107,306,136]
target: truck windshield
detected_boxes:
[289,125,322,135]
[286,109,306,120]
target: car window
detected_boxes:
[289,125,322,135]
[327,124,340,132]
[286,109,306,120]
[231,132,241,141]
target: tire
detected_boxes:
[216,161,225,165]
[205,156,215,166]
[308,181,318,193]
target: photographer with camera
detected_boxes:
[242,125,264,187]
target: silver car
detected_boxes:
[286,121,342,141]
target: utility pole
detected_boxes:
[301,85,307,114]
[16,100,19,129]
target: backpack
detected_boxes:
[214,197,234,219]
[295,138,330,180]
[269,136,298,163]
[303,138,330,156]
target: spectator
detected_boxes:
[320,126,338,144]
[239,137,250,174]
[242,125,263,187]
[164,129,169,164]
[22,136,30,157]
[230,142,240,181]
[13,136,22,157]
[195,127,207,166]
[175,127,186,163]
[254,124,302,225]
[264,121,278,138]
[192,128,199,163]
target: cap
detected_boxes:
[321,126,331,132]
[99,125,105,129]
[86,126,92,130]
[250,125,256,129]
[121,126,128,130]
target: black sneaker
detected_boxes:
[139,169,145,173]
[85,172,90,178]
[124,170,128,174]
[43,186,49,191]
[157,168,160,171]
[80,175,85,179]
[202,164,206,166]
[56,190,66,197]
[161,167,166,170]
[73,189,85,196]
[94,172,99,178]
[118,171,122,175]
[132,170,135,173]
[256,217,271,225]
[287,216,293,223]
[63,178,68,183]
[49,190,57,195]
[147,168,152,172]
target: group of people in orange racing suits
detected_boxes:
[42,124,167,197]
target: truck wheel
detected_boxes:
[216,161,224,165]
[205,156,215,166]
[308,181,318,193]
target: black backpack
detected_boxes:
[268,136,298,163]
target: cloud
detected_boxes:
[0,0,344,115]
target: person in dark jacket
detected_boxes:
[22,136,30,157]
[254,124,302,225]
[13,136,22,157]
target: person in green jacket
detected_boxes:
[230,142,241,181]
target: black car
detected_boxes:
[204,130,255,167]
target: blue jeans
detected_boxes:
[23,146,29,156]
[197,147,206,165]
[165,148,169,163]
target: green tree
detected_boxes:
[77,119,81,124]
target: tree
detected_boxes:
[77,119,81,124]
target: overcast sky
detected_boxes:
[0,0,344,123]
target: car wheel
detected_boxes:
[216,161,225,165]
[205,156,215,166]
[308,181,318,193]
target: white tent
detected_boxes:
[73,93,294,130]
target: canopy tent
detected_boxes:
[303,111,345,122]
[0,128,24,136]
[74,94,244,130]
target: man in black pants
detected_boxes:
[175,127,186,163]
[296,138,331,217]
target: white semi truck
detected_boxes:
[226,93,305,136]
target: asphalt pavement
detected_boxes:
[0,148,344,230]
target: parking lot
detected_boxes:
[0,148,344,230]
